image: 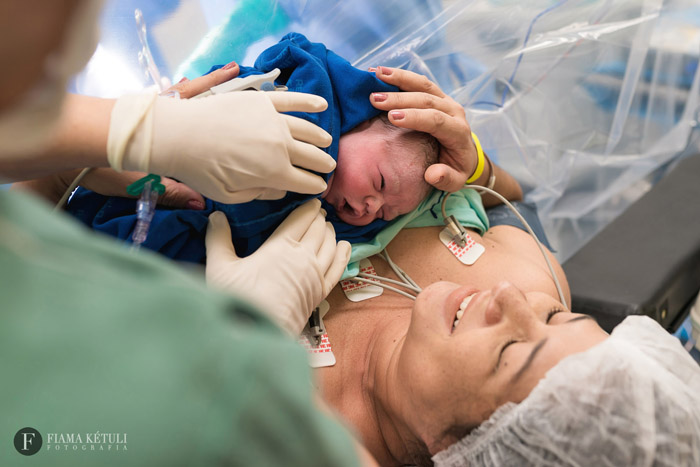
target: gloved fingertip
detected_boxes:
[319,131,333,148]
[339,240,352,262]
[208,211,227,226]
[297,198,322,217]
[314,156,336,174]
[308,95,329,112]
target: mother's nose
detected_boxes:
[485,281,533,326]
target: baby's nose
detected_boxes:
[364,196,382,216]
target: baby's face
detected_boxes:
[322,119,429,226]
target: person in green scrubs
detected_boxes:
[0,189,360,466]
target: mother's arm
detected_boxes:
[369,66,522,206]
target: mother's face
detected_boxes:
[395,281,608,453]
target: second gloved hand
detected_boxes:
[205,199,351,336]
[108,91,334,204]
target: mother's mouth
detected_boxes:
[453,294,477,332]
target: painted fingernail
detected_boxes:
[368,67,377,72]
[389,110,405,120]
[223,61,237,70]
[372,93,387,103]
[379,66,392,76]
[188,200,204,210]
[178,77,188,83]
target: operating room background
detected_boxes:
[71,0,700,262]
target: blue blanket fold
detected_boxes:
[68,33,397,262]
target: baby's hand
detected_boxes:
[165,61,240,98]
[12,168,206,210]
[369,66,478,193]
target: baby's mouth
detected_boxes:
[340,198,361,218]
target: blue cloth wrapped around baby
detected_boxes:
[67,32,398,261]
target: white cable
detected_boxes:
[54,167,93,212]
[347,277,417,300]
[379,249,421,290]
[357,272,421,294]
[461,185,568,306]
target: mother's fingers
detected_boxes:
[384,107,470,146]
[370,91,462,116]
[372,66,447,98]
[424,164,469,193]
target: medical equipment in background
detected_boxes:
[124,174,165,250]
[564,152,700,334]
[307,306,325,346]
[193,68,287,96]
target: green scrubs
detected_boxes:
[0,190,358,466]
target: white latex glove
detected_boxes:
[205,199,351,336]
[107,91,334,204]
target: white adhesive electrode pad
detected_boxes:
[340,258,383,302]
[439,227,485,265]
[298,300,336,368]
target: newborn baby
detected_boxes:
[324,113,438,226]
[66,33,440,263]
[66,110,438,262]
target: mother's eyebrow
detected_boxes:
[510,338,547,385]
[565,315,596,325]
[509,315,596,385]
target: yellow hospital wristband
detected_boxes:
[466,132,485,184]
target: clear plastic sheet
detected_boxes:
[74,0,700,260]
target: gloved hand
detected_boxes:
[107,90,334,204]
[205,199,351,336]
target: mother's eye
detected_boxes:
[496,339,517,370]
[546,307,565,323]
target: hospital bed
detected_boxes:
[77,0,700,339]
[564,152,700,333]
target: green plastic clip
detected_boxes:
[126,174,165,197]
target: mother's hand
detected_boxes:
[12,168,206,210]
[369,66,478,193]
